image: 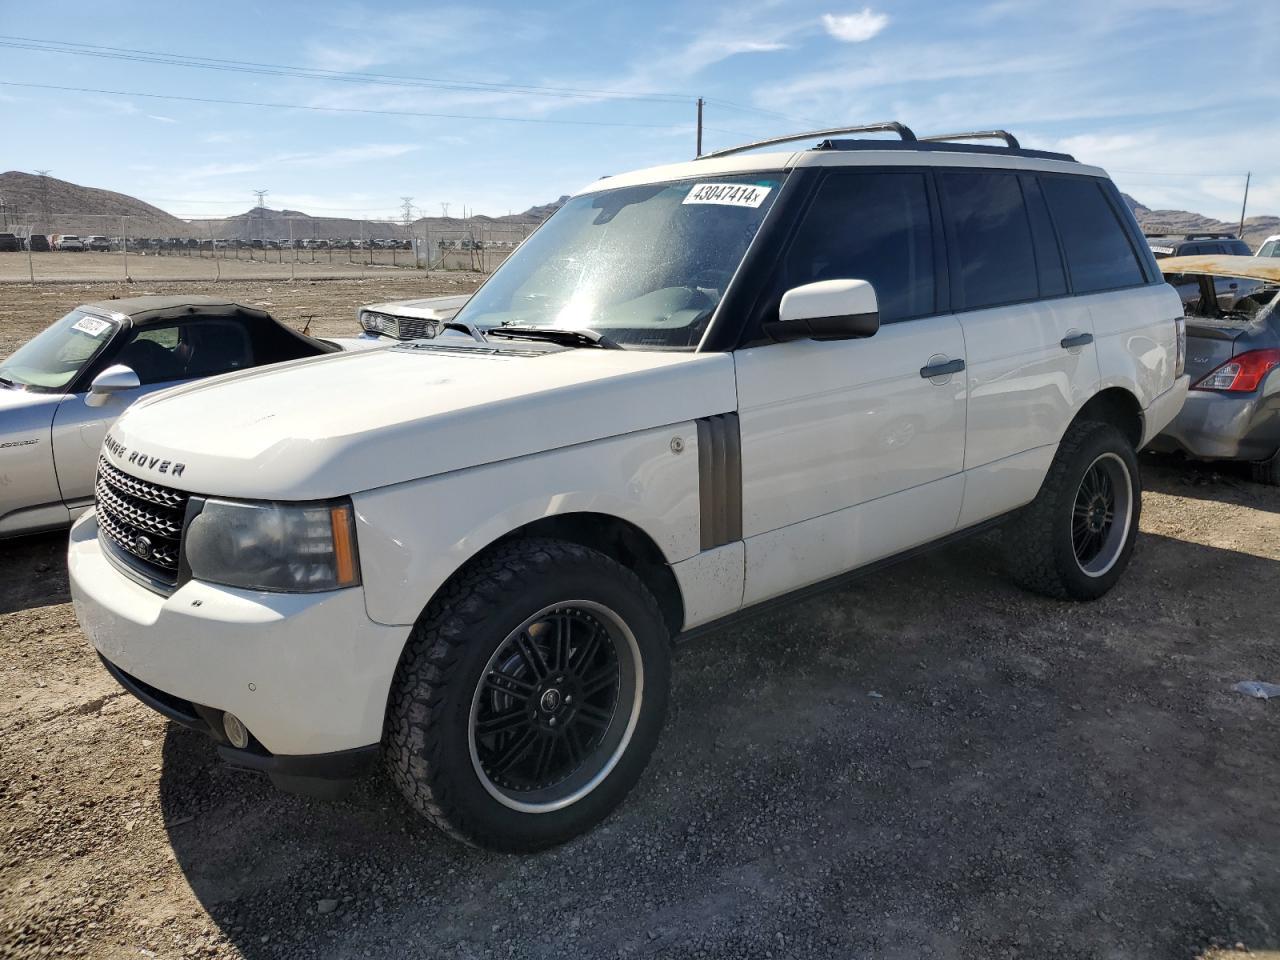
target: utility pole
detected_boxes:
[1238,172,1251,239]
[695,97,704,158]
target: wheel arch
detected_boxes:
[1070,387,1143,449]
[412,511,686,640]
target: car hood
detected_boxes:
[103,345,737,500]
[1159,254,1280,284]
[364,295,470,320]
[0,386,60,416]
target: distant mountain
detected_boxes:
[2,171,1272,250]
[519,196,570,220]
[195,203,557,243]
[0,170,189,235]
[1120,193,1278,249]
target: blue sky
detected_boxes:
[1,0,1277,222]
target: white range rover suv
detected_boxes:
[70,124,1189,851]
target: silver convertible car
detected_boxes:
[1151,256,1280,484]
[0,296,349,538]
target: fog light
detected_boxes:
[223,712,250,749]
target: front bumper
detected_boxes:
[69,511,410,781]
[1150,384,1280,462]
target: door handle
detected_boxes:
[1060,332,1094,349]
[919,357,965,379]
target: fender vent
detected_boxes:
[696,413,742,550]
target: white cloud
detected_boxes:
[147,115,178,124]
[821,8,890,43]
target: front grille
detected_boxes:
[95,457,189,586]
[388,316,438,340]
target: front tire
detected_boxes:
[384,538,671,852]
[1003,420,1141,600]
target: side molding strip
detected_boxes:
[696,413,743,550]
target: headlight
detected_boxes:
[359,310,393,335]
[184,498,360,592]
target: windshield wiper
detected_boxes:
[487,326,622,349]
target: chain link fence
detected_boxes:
[0,212,534,282]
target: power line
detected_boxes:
[0,80,696,129]
[0,35,694,105]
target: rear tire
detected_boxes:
[1003,420,1141,600]
[384,537,671,852]
[1251,449,1280,486]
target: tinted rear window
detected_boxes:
[780,170,936,323]
[1041,177,1146,293]
[938,170,1038,310]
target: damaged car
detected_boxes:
[1151,255,1280,483]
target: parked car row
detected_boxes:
[0,235,419,251]
[4,124,1275,856]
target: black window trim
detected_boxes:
[710,165,1163,352]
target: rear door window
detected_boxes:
[938,170,1039,309]
[1041,177,1147,294]
[777,170,936,324]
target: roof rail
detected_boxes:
[698,122,916,159]
[1142,230,1240,240]
[921,130,1021,150]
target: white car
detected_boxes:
[356,294,471,341]
[70,124,1188,851]
[0,296,360,538]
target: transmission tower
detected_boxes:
[35,169,51,232]
[252,189,268,242]
[440,202,450,219]
[400,197,414,227]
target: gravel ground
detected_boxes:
[2,282,1279,960]
[0,250,502,283]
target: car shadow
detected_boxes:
[1142,451,1280,513]
[160,530,1280,959]
[0,530,70,614]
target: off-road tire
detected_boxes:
[383,537,671,852]
[1251,449,1280,486]
[1003,420,1141,601]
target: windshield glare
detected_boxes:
[0,309,119,391]
[453,174,784,349]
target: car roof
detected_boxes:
[80,295,277,325]
[578,126,1105,196]
[1158,255,1280,283]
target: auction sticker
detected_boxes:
[71,315,112,337]
[683,182,772,208]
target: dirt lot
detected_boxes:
[2,281,1279,960]
[0,250,504,284]
[0,275,485,357]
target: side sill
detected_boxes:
[675,510,1014,644]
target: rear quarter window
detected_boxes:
[1041,177,1147,294]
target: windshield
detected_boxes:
[452,174,784,349]
[0,309,119,391]
[1259,239,1280,258]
